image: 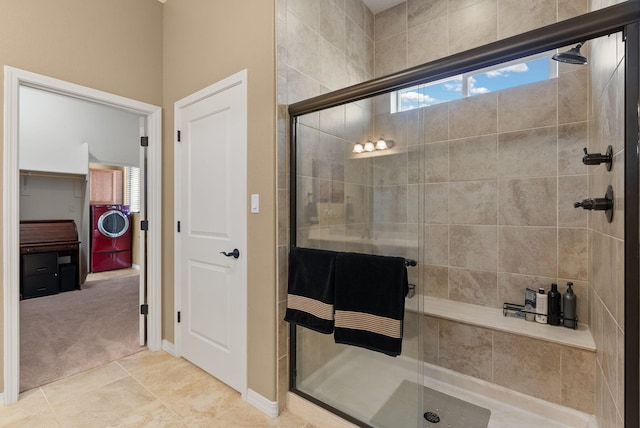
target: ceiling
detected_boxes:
[361,0,405,14]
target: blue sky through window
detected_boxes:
[396,56,553,112]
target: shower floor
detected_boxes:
[297,347,594,428]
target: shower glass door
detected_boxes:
[292,96,424,427]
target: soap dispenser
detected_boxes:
[563,282,577,329]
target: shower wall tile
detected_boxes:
[615,238,624,327]
[319,1,346,54]
[423,103,449,143]
[493,332,563,403]
[287,12,320,81]
[558,68,589,124]
[373,185,407,223]
[449,267,498,308]
[424,265,448,298]
[497,79,557,133]
[374,2,406,42]
[287,0,320,30]
[345,0,365,30]
[424,183,449,224]
[424,142,449,183]
[558,0,588,21]
[344,102,372,145]
[497,0,556,39]
[373,152,408,186]
[345,183,372,224]
[558,122,589,174]
[287,67,321,105]
[558,176,588,227]
[449,225,498,271]
[558,228,588,281]
[346,18,369,73]
[407,16,449,67]
[448,0,486,12]
[497,127,558,179]
[448,93,497,139]
[319,105,346,140]
[424,225,449,266]
[278,189,289,247]
[497,272,554,307]
[278,245,288,302]
[449,135,498,181]
[374,33,407,77]
[448,0,497,55]
[561,347,595,413]
[498,177,557,226]
[616,326,624,417]
[319,40,346,91]
[407,184,421,224]
[449,180,497,225]
[407,144,424,184]
[438,320,493,381]
[498,226,557,277]
[423,316,439,364]
[407,0,447,28]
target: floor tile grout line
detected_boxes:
[38,386,64,427]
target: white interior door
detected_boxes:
[175,71,247,393]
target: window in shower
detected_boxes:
[393,50,557,112]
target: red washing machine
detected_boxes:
[90,205,132,272]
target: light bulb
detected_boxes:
[352,143,364,153]
[375,138,388,150]
[364,141,375,152]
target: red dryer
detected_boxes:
[90,204,132,272]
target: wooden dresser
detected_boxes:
[20,220,81,299]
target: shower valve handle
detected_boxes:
[574,198,612,211]
[582,146,613,170]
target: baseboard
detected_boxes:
[161,339,176,356]
[0,392,4,404]
[246,388,279,418]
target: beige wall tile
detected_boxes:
[558,175,588,227]
[439,320,493,381]
[407,0,447,28]
[374,2,406,42]
[449,267,498,307]
[450,225,498,271]
[449,93,497,139]
[561,347,596,413]
[373,185,407,223]
[616,326,624,417]
[494,332,562,403]
[278,246,288,302]
[498,272,554,307]
[498,79,557,133]
[345,0,366,31]
[408,16,449,66]
[408,143,424,184]
[498,0,556,39]
[346,18,370,74]
[320,2,347,54]
[319,105,346,139]
[499,226,557,277]
[423,103,449,143]
[601,309,618,400]
[558,122,589,175]
[558,228,588,281]
[498,178,557,226]
[448,0,497,54]
[559,68,589,124]
[558,0,588,21]
[615,238,624,328]
[561,280,589,327]
[424,265,449,298]
[424,225,449,265]
[287,12,321,81]
[373,152,408,186]
[287,67,321,105]
[423,315,439,364]
[374,32,407,77]
[450,180,497,225]
[424,183,449,224]
[424,142,449,183]
[288,0,320,30]
[449,135,498,181]
[498,127,558,179]
[449,0,486,12]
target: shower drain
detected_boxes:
[424,411,440,423]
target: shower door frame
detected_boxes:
[288,2,640,427]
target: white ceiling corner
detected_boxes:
[361,0,405,14]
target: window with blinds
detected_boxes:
[124,166,141,213]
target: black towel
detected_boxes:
[284,247,337,334]
[333,252,408,356]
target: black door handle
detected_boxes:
[220,249,240,259]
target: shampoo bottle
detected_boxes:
[563,282,577,329]
[548,283,561,326]
[535,288,548,324]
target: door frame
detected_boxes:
[3,66,163,404]
[173,69,248,397]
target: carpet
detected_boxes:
[20,275,142,392]
[371,380,491,428]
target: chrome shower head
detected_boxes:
[552,42,588,65]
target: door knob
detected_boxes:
[220,249,240,259]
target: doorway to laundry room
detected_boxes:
[16,84,148,393]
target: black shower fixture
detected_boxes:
[574,185,614,223]
[552,42,588,64]
[583,145,613,170]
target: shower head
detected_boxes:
[552,42,588,65]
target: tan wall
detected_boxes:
[0,0,163,392]
[163,0,277,399]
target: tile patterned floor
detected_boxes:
[0,350,314,427]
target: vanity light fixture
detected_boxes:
[352,138,395,154]
[364,141,376,152]
[375,137,394,150]
[352,143,364,153]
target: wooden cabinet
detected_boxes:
[90,168,123,204]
